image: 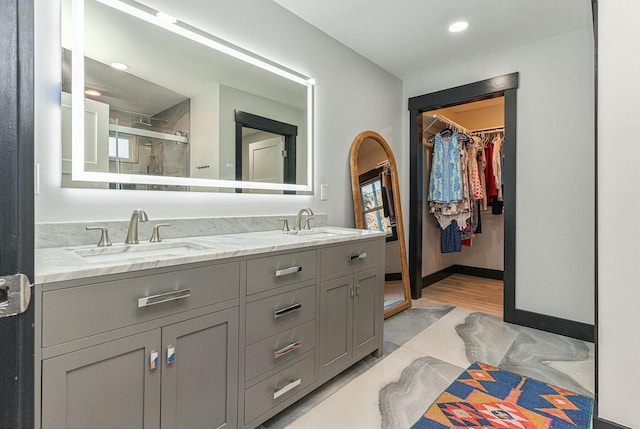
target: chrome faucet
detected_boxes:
[295,208,314,230]
[125,209,149,244]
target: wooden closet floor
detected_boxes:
[422,274,503,318]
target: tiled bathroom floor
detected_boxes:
[262,298,594,429]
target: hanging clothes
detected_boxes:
[484,140,498,199]
[467,136,484,201]
[476,138,488,211]
[380,165,396,224]
[424,117,505,253]
[427,132,463,203]
[492,135,503,201]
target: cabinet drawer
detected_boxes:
[246,250,316,295]
[320,239,381,276]
[42,262,240,347]
[244,354,315,424]
[245,285,316,339]
[245,319,315,381]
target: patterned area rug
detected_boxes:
[411,362,593,429]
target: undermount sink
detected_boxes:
[73,241,210,262]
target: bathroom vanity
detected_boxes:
[34,227,385,429]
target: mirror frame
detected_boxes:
[350,130,412,319]
[69,0,314,193]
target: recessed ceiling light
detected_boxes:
[156,11,177,24]
[110,62,129,71]
[448,21,469,33]
[84,89,101,96]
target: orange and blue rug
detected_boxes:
[411,362,593,429]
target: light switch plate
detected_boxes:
[320,184,329,201]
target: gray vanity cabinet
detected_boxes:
[160,307,238,429]
[41,309,238,429]
[37,261,240,429]
[36,234,385,429]
[318,275,354,373]
[41,330,162,429]
[318,240,383,379]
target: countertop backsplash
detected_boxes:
[35,214,329,249]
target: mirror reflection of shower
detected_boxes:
[107,101,190,190]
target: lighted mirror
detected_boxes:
[61,0,313,193]
[350,131,412,318]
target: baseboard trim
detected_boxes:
[385,273,402,281]
[422,265,504,287]
[452,265,504,280]
[507,309,595,343]
[593,417,632,429]
[421,266,456,287]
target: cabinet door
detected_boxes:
[353,268,380,357]
[319,275,353,375]
[41,330,161,429]
[160,308,239,429]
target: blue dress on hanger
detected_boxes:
[427,131,462,203]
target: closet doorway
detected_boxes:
[408,73,519,323]
[422,98,505,317]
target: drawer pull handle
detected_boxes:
[138,289,191,308]
[274,378,301,399]
[274,341,303,359]
[275,266,302,277]
[350,252,367,261]
[274,303,302,318]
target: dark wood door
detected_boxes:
[0,0,35,428]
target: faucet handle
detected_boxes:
[150,223,171,243]
[277,218,290,232]
[86,226,112,247]
[304,217,315,230]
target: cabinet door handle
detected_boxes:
[138,289,191,308]
[356,284,361,296]
[349,252,367,261]
[274,341,303,359]
[273,378,302,399]
[150,350,159,370]
[167,345,175,364]
[275,266,302,277]
[350,286,354,297]
[274,303,302,318]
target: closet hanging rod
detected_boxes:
[470,125,504,133]
[422,114,471,135]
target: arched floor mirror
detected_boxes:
[350,131,412,318]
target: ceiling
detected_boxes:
[272,0,593,79]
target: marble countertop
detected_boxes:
[35,227,385,284]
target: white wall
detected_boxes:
[403,27,595,324]
[34,0,402,225]
[598,1,640,426]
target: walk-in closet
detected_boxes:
[421,97,505,317]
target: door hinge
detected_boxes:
[281,150,288,158]
[0,274,32,318]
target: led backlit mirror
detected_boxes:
[61,0,314,193]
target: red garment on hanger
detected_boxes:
[484,142,498,198]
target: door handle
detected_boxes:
[0,274,32,319]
